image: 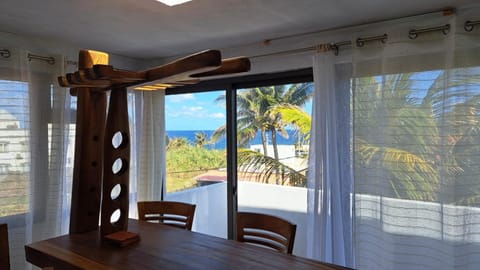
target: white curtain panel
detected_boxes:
[308,53,354,268]
[0,47,74,269]
[352,7,480,270]
[131,90,166,208]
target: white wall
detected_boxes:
[166,181,310,257]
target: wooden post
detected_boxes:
[101,87,131,236]
[69,50,109,233]
[0,224,9,270]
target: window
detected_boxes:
[0,80,29,217]
[0,142,8,153]
[163,68,314,252]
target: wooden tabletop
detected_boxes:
[25,219,351,270]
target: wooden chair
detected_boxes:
[0,223,10,270]
[236,212,297,254]
[137,201,196,230]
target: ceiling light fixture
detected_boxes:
[156,0,192,6]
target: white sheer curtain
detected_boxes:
[0,47,74,269]
[352,7,480,270]
[307,52,354,268]
[129,90,166,218]
[308,5,480,270]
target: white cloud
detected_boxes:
[189,106,203,112]
[168,94,195,103]
[210,113,224,119]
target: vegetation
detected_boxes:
[212,83,313,185]
[354,71,480,204]
[166,137,225,192]
[0,174,28,217]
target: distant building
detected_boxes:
[0,109,28,174]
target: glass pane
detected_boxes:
[236,83,313,256]
[0,80,29,217]
[165,91,227,238]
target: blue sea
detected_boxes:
[166,130,301,150]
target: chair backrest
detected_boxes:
[0,223,10,270]
[236,212,297,254]
[137,201,196,230]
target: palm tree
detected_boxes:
[212,83,313,185]
[166,137,189,150]
[194,132,208,148]
[353,74,442,201]
[213,83,313,158]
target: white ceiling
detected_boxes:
[0,0,476,59]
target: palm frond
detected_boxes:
[238,149,307,186]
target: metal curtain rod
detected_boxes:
[251,32,388,59]
[409,24,450,39]
[356,34,388,47]
[251,18,477,59]
[28,53,55,65]
[262,8,452,45]
[0,49,56,64]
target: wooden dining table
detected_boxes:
[25,219,351,270]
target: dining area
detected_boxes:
[18,49,351,270]
[24,200,351,270]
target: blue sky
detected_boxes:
[165,90,313,131]
[165,91,226,130]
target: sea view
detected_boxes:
[166,130,302,150]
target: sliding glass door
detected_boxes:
[236,82,313,256]
[164,90,228,238]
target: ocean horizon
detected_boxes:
[166,130,302,150]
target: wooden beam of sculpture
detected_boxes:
[58,51,251,91]
[69,50,109,234]
[131,56,250,90]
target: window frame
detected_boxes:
[165,68,313,239]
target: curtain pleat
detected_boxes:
[307,54,354,268]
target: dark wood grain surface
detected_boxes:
[0,223,10,270]
[69,50,108,234]
[25,219,351,270]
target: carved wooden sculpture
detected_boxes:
[62,49,250,242]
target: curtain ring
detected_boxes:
[330,44,339,56]
[0,49,11,58]
[464,21,475,32]
[442,24,450,35]
[408,31,418,39]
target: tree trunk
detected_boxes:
[271,129,281,185]
[261,129,268,157]
[271,130,279,161]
